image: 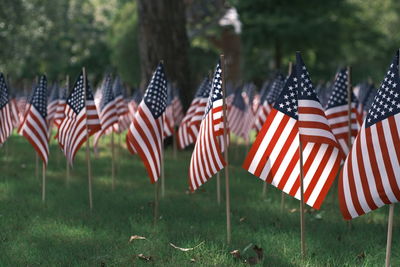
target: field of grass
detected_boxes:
[0,133,399,266]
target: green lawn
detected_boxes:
[0,133,398,266]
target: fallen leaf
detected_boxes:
[190,258,196,263]
[170,241,204,251]
[289,208,297,213]
[129,235,146,242]
[137,254,152,261]
[253,245,263,260]
[356,252,365,261]
[239,217,246,222]
[230,249,241,260]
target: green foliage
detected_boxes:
[108,1,140,87]
[0,134,399,266]
[233,0,400,84]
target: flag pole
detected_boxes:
[299,138,306,258]
[281,61,293,212]
[42,162,46,203]
[161,141,165,198]
[220,54,232,244]
[35,152,39,181]
[385,204,395,267]
[154,139,163,225]
[66,75,70,188]
[262,182,267,198]
[347,66,352,148]
[82,67,93,211]
[217,171,221,205]
[111,130,115,191]
[172,128,177,159]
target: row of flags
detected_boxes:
[0,50,398,222]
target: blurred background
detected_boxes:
[1,0,400,106]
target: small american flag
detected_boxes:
[10,97,20,129]
[325,69,359,154]
[126,63,168,183]
[177,77,210,149]
[18,76,49,165]
[339,52,400,220]
[189,62,226,191]
[254,74,284,132]
[53,86,68,128]
[163,83,175,137]
[0,73,14,145]
[47,83,59,129]
[93,75,118,148]
[244,53,342,209]
[227,88,246,138]
[56,71,101,165]
[112,77,130,133]
[172,87,184,126]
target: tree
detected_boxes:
[137,0,192,107]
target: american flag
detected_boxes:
[325,69,359,155]
[254,74,284,132]
[112,77,130,133]
[128,90,142,121]
[172,87,184,126]
[227,88,247,138]
[189,62,226,191]
[94,75,118,148]
[339,52,400,220]
[177,77,210,149]
[0,73,13,145]
[53,86,68,128]
[10,97,20,129]
[126,63,167,183]
[244,54,342,209]
[56,71,101,165]
[18,76,49,165]
[47,83,59,129]
[163,83,175,137]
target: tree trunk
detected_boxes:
[137,0,192,109]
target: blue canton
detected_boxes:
[366,52,400,127]
[30,75,48,118]
[143,63,168,119]
[274,67,298,120]
[205,62,223,115]
[0,73,9,109]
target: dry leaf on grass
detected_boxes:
[129,235,146,242]
[170,241,204,252]
[137,254,152,261]
[239,217,246,222]
[230,249,241,260]
[190,258,196,263]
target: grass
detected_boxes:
[0,132,398,266]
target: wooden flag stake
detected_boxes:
[385,204,395,267]
[42,162,46,203]
[221,54,232,244]
[83,67,93,211]
[172,127,177,159]
[161,139,165,198]
[262,183,267,198]
[217,171,221,205]
[281,61,293,212]
[111,130,115,191]
[299,138,306,258]
[154,138,164,224]
[347,66,352,148]
[66,75,70,188]
[35,152,39,181]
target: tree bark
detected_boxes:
[137,0,192,109]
